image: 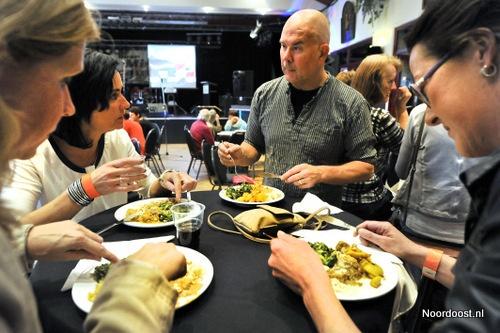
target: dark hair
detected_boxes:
[228,110,239,117]
[123,112,130,120]
[406,0,500,59]
[52,50,119,148]
[129,106,142,116]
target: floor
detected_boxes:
[150,143,264,191]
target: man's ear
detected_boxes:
[319,43,330,60]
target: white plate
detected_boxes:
[114,197,180,228]
[219,185,285,206]
[294,229,399,301]
[71,246,214,312]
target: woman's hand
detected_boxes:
[355,221,420,260]
[268,231,330,295]
[90,156,147,195]
[159,171,197,201]
[26,221,118,262]
[129,243,187,281]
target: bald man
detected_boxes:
[218,9,376,205]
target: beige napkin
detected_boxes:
[292,192,343,215]
[61,235,174,291]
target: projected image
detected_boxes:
[148,45,197,89]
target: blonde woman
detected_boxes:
[0,1,185,332]
[339,55,411,220]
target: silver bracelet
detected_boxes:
[67,179,93,206]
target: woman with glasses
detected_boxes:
[268,0,500,331]
[339,54,411,221]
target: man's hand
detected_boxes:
[217,142,243,166]
[26,221,118,262]
[281,163,323,189]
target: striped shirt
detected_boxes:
[245,74,376,206]
[342,107,404,203]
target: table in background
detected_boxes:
[30,191,395,333]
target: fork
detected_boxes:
[223,141,239,176]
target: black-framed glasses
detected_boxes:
[409,53,452,107]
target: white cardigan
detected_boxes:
[3,129,155,222]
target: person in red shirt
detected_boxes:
[190,108,214,151]
[123,112,146,154]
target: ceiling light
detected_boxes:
[202,6,215,13]
[142,5,150,12]
[256,8,271,15]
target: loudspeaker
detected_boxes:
[232,70,254,98]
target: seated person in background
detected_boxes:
[338,54,411,220]
[334,70,355,86]
[207,108,222,136]
[224,109,247,131]
[3,51,196,225]
[268,1,500,331]
[0,1,186,332]
[122,111,145,154]
[219,9,376,206]
[392,104,471,245]
[130,106,157,143]
[190,108,215,151]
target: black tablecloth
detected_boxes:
[30,191,395,333]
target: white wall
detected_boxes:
[326,0,423,54]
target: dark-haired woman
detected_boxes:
[268,0,500,331]
[4,51,196,225]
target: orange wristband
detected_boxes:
[81,174,101,199]
[422,249,443,280]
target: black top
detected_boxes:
[30,191,394,333]
[289,84,320,120]
[432,152,500,332]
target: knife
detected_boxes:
[317,215,356,231]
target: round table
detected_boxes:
[30,190,395,333]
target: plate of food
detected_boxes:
[219,183,285,206]
[114,197,183,228]
[297,230,399,301]
[71,246,214,312]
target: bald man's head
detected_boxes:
[283,9,330,44]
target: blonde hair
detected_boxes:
[0,0,100,232]
[351,54,402,106]
[0,0,100,62]
[336,70,356,86]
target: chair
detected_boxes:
[184,125,203,179]
[210,144,229,187]
[160,124,169,155]
[201,140,222,190]
[144,127,164,176]
[229,131,245,145]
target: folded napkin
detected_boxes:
[292,192,343,215]
[61,235,174,291]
